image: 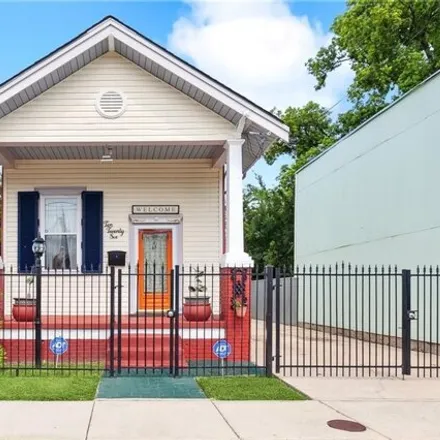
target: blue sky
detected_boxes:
[0,1,347,186]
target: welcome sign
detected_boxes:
[132,205,180,215]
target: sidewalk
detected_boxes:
[0,378,439,440]
[0,398,384,440]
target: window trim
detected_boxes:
[39,194,82,270]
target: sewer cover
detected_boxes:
[327,420,367,432]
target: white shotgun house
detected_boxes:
[0,16,288,319]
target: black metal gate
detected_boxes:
[108,267,180,376]
[272,265,440,378]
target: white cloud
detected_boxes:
[168,0,352,112]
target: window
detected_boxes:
[18,190,103,273]
[41,196,81,270]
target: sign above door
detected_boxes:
[132,205,180,215]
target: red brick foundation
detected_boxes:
[182,338,219,361]
[1,339,108,364]
[0,267,4,327]
[220,267,252,361]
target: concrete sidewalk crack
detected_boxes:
[320,399,393,440]
[84,401,96,440]
[211,400,241,440]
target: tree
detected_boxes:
[307,0,440,132]
[265,101,338,164]
[244,176,293,268]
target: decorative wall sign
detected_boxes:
[132,205,180,215]
[104,221,125,239]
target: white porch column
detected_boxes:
[221,139,254,267]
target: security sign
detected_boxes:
[213,339,232,359]
[50,337,68,356]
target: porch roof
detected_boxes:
[2,143,220,161]
[0,16,289,173]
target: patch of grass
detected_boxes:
[0,375,101,400]
[196,376,308,401]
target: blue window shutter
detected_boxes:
[82,191,103,273]
[18,191,39,272]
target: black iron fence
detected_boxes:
[0,265,269,377]
[272,265,440,378]
[0,263,439,378]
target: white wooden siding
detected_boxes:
[3,159,221,315]
[0,52,236,143]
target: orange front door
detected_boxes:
[138,230,172,311]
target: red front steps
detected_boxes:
[112,334,187,368]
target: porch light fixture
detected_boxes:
[32,236,46,258]
[101,147,113,163]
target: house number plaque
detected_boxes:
[104,221,125,239]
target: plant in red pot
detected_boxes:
[183,270,212,322]
[12,275,37,322]
[230,268,248,318]
[232,297,248,318]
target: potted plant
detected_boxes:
[183,270,212,322]
[231,296,248,318]
[12,275,37,322]
[230,268,248,318]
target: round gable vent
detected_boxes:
[95,91,126,118]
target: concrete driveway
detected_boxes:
[250,319,438,378]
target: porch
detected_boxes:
[0,265,253,371]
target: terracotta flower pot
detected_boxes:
[12,299,37,322]
[183,297,212,322]
[235,306,247,318]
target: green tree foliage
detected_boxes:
[307,0,440,132]
[244,175,294,268]
[265,102,338,164]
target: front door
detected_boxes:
[138,229,172,311]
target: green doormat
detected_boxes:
[97,376,206,399]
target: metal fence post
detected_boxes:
[109,266,115,377]
[169,269,175,376]
[265,265,274,377]
[402,269,411,376]
[34,257,42,369]
[117,269,122,374]
[174,265,180,377]
[275,267,281,373]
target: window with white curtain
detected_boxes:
[41,196,81,270]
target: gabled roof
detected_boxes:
[0,16,289,172]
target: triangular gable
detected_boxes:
[0,17,288,137]
[0,52,236,143]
